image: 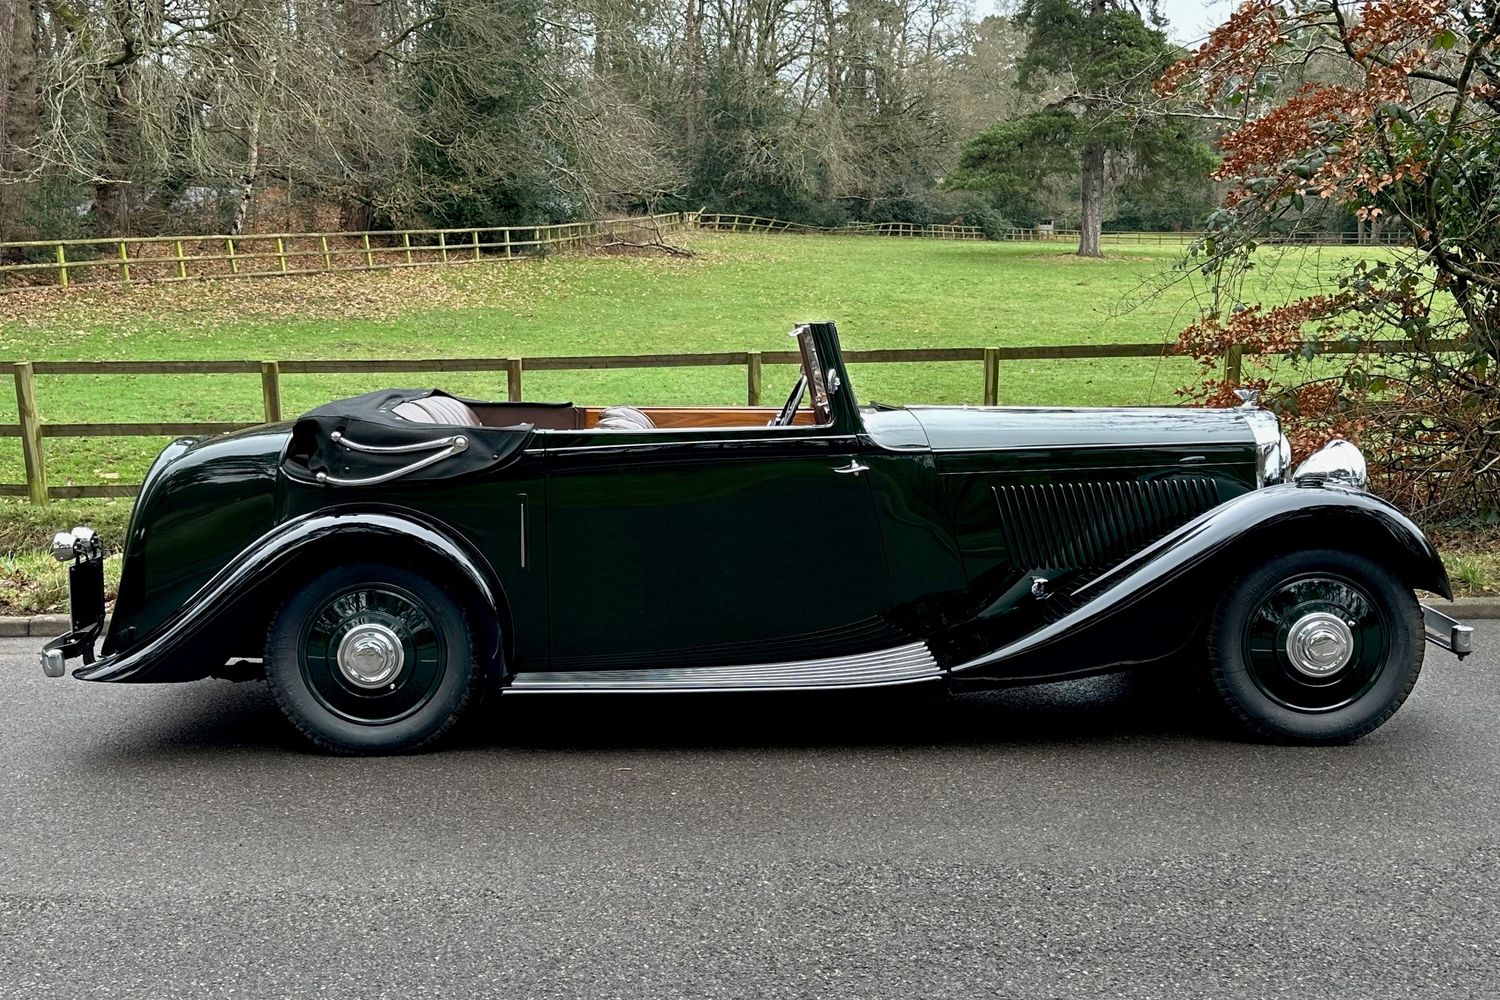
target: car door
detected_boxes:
[540,425,895,671]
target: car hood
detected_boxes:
[902,405,1257,454]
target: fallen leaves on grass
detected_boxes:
[0,238,726,343]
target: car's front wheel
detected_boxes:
[1206,548,1424,744]
[265,562,479,754]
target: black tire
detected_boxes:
[1206,548,1424,744]
[265,562,479,754]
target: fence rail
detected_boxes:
[0,213,692,291]
[1002,227,1408,246]
[0,338,1459,503]
[694,214,984,240]
[2,212,1407,292]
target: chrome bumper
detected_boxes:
[1422,605,1474,659]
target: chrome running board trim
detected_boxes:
[507,641,941,693]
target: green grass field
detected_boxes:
[0,231,1371,490]
[1,231,1487,611]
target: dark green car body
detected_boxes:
[51,322,1454,693]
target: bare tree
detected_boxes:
[0,0,40,246]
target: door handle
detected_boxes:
[832,461,869,476]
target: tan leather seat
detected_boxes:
[392,395,482,427]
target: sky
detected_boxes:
[974,0,1236,44]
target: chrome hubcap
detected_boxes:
[335,622,405,688]
[1285,612,1355,678]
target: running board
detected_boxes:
[506,642,942,693]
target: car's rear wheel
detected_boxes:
[265,562,478,754]
[1206,548,1424,744]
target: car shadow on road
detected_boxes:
[473,669,1223,752]
[98,664,1228,757]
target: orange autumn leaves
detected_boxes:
[1156,1,1470,453]
[1159,1,1447,209]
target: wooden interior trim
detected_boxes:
[580,406,817,428]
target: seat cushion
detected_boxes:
[596,405,656,430]
[391,395,482,427]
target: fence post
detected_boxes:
[503,228,512,259]
[174,239,188,279]
[320,235,332,270]
[472,231,481,261]
[438,231,448,263]
[506,359,524,402]
[226,238,239,275]
[54,244,68,287]
[117,241,131,283]
[982,347,1000,406]
[260,361,282,422]
[275,237,288,274]
[14,363,46,504]
[403,232,413,266]
[1224,344,1244,387]
[746,351,763,405]
[361,233,373,268]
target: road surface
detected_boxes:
[3,630,1498,998]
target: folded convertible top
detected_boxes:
[283,388,547,486]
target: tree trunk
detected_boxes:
[0,0,39,247]
[230,99,265,237]
[683,0,702,146]
[1077,142,1104,257]
[339,0,384,230]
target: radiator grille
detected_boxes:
[992,477,1221,570]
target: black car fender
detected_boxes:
[75,506,509,683]
[947,482,1451,683]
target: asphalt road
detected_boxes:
[3,630,1499,1000]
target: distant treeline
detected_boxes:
[0,1,1240,246]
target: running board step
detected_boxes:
[507,642,942,693]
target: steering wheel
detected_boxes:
[770,374,808,427]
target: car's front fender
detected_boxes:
[946,482,1450,682]
[76,507,506,683]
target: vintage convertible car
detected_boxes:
[40,322,1473,752]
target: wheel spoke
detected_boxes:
[299,584,447,726]
[1240,572,1390,713]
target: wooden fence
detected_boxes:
[0,213,692,291]
[1004,227,1408,246]
[692,215,1404,246]
[694,214,985,239]
[0,338,1456,503]
[2,211,1404,292]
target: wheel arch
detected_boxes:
[76,506,512,683]
[947,483,1449,683]
[239,512,512,675]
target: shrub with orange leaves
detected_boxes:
[1158,0,1500,519]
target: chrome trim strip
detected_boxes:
[928,440,1244,455]
[507,641,941,693]
[518,493,528,569]
[1422,604,1474,659]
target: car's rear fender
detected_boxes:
[944,482,1450,684]
[75,506,509,684]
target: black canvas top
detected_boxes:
[283,389,546,486]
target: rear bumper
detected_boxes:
[1422,604,1474,659]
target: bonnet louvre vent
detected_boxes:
[992,477,1220,570]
